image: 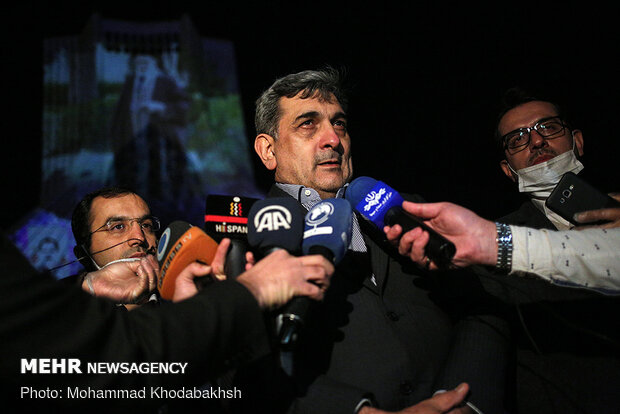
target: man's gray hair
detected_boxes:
[254,67,348,139]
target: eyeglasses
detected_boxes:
[90,216,160,236]
[502,116,567,154]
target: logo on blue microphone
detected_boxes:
[304,201,335,238]
[363,187,387,212]
[356,181,402,227]
[360,183,393,219]
[157,227,171,262]
[306,201,335,225]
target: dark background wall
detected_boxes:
[4,2,619,230]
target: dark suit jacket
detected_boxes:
[0,233,270,413]
[497,201,620,414]
[233,186,510,414]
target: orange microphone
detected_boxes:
[156,221,219,300]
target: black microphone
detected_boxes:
[204,194,258,279]
[345,176,456,267]
[247,197,305,349]
[247,197,304,257]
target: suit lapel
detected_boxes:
[357,213,390,295]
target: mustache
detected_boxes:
[315,151,343,165]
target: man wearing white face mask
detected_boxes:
[498,91,585,230]
[492,87,620,414]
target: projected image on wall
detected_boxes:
[10,15,263,278]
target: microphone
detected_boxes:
[273,198,353,347]
[345,176,456,267]
[156,221,219,300]
[247,198,304,349]
[302,198,352,262]
[247,197,304,257]
[204,195,258,279]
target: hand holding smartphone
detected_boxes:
[545,172,620,225]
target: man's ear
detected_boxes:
[500,159,516,182]
[254,134,277,171]
[572,129,584,157]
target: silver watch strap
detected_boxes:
[495,222,513,272]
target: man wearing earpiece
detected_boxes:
[69,186,161,309]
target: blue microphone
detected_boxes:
[345,176,455,267]
[302,198,352,263]
[277,199,353,350]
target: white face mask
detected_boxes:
[508,138,584,200]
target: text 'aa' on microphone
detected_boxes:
[247,197,309,350]
[156,221,219,300]
[246,197,304,257]
[345,176,455,267]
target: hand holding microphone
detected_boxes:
[246,197,334,314]
[345,177,456,268]
[156,221,229,302]
[169,238,231,302]
[236,250,333,309]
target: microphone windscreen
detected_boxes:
[302,198,352,264]
[156,221,219,300]
[345,176,404,228]
[204,194,258,241]
[247,197,304,255]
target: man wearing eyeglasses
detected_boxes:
[492,87,620,414]
[497,90,585,230]
[69,186,163,309]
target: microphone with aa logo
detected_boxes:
[204,195,258,279]
[247,198,305,347]
[156,221,219,301]
[247,197,304,257]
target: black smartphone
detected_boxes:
[545,172,620,225]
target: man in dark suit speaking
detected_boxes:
[245,67,509,414]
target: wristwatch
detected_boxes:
[495,222,513,272]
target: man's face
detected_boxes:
[87,194,157,268]
[255,92,353,199]
[499,101,584,181]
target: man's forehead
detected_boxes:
[90,194,150,224]
[500,101,559,133]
